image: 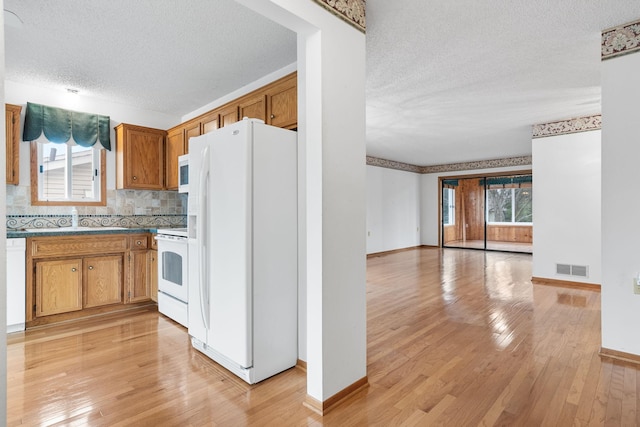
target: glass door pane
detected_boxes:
[442,177,485,250]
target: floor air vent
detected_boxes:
[556,263,589,278]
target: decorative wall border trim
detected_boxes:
[311,0,366,33]
[602,18,640,60]
[366,155,532,174]
[532,115,601,139]
[419,156,532,174]
[6,214,186,230]
[366,156,422,173]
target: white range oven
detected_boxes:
[155,227,188,327]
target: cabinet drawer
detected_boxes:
[129,235,149,250]
[30,235,128,258]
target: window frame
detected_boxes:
[486,187,532,225]
[442,187,456,226]
[30,141,107,206]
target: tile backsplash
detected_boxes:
[6,185,187,229]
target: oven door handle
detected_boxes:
[155,235,188,242]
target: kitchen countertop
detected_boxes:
[6,227,164,239]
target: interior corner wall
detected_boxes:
[531,130,601,285]
[419,166,529,246]
[366,165,420,254]
[601,50,640,355]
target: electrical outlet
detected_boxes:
[634,278,640,294]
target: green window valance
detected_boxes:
[23,102,111,150]
[479,176,532,186]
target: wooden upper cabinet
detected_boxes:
[266,74,297,129]
[184,121,200,153]
[166,127,186,190]
[201,112,220,135]
[166,121,200,190]
[6,104,22,185]
[220,105,239,128]
[238,94,266,122]
[164,72,297,157]
[115,123,166,190]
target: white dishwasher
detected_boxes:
[6,238,26,333]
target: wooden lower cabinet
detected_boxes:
[149,249,158,302]
[27,233,155,327]
[129,250,150,303]
[84,255,123,308]
[35,258,83,317]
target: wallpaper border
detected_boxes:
[532,115,602,139]
[602,18,640,60]
[366,155,532,174]
[310,0,366,33]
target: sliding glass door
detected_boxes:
[441,174,532,253]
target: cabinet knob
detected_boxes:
[136,240,142,246]
[270,114,275,119]
[132,176,137,181]
[71,268,77,272]
[88,265,94,270]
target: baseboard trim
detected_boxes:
[531,276,601,292]
[303,376,369,416]
[367,245,436,258]
[296,359,307,372]
[600,347,640,365]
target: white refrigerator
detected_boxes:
[187,118,298,384]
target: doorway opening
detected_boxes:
[441,173,532,253]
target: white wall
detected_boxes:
[4,80,180,189]
[420,166,531,246]
[237,0,367,403]
[532,130,601,284]
[601,51,640,355]
[1,0,9,418]
[366,165,420,254]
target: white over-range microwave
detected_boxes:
[178,154,189,193]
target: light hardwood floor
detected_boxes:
[7,247,633,426]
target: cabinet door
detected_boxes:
[149,249,158,302]
[118,125,165,190]
[201,112,219,135]
[238,95,266,122]
[129,250,150,303]
[5,104,21,185]
[35,259,83,317]
[83,255,123,308]
[165,128,185,190]
[184,121,200,153]
[220,105,239,128]
[267,77,297,129]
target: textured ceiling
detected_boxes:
[366,0,640,166]
[3,0,297,119]
[5,1,640,167]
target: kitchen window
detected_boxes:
[30,141,106,206]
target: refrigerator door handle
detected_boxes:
[198,145,211,331]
